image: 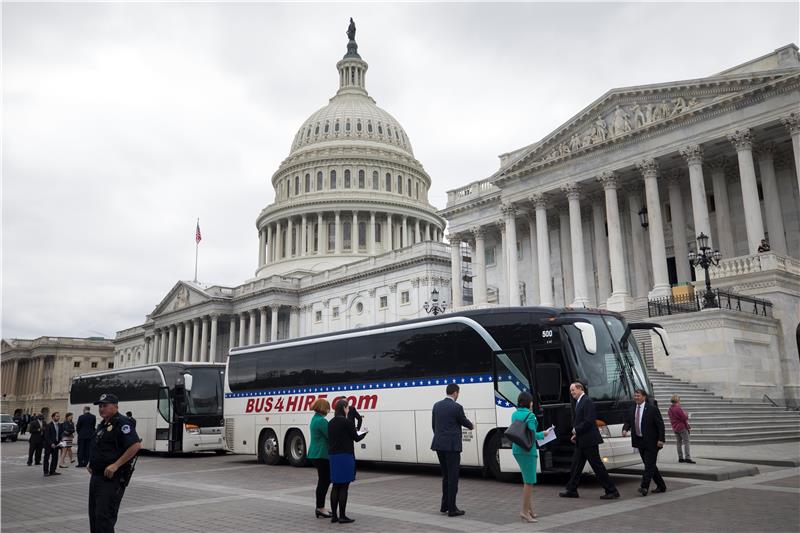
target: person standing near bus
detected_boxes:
[76,406,97,468]
[327,399,367,524]
[58,412,76,468]
[87,393,141,533]
[559,382,620,499]
[512,391,550,523]
[308,398,332,519]
[27,414,45,466]
[431,383,474,517]
[43,412,63,477]
[622,388,667,496]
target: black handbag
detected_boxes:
[504,413,534,451]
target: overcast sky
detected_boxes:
[3,1,798,340]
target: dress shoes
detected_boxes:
[678,458,686,463]
[448,509,466,517]
[559,491,580,498]
[638,487,648,496]
[440,508,447,514]
[315,509,332,519]
[600,491,620,500]
[684,459,696,464]
[50,472,61,476]
[338,517,355,524]
[330,516,339,523]
[652,486,667,494]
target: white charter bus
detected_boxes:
[223,307,668,479]
[70,363,226,454]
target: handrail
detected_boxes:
[648,289,773,318]
[762,394,779,408]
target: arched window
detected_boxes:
[358,170,365,189]
[358,222,366,248]
[324,122,330,133]
[343,222,352,250]
[407,178,412,197]
[372,171,379,190]
[356,121,362,132]
[375,222,382,243]
[345,120,351,132]
[334,121,340,132]
[344,169,351,188]
[397,175,403,195]
[367,122,373,133]
[313,223,319,252]
[306,128,311,138]
[327,223,335,251]
[330,170,337,189]
[295,176,300,196]
[416,181,420,199]
[385,173,392,192]
[315,124,320,135]
[305,173,311,193]
[316,171,323,190]
[378,124,383,135]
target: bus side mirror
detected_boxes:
[626,322,670,356]
[183,374,193,392]
[573,322,597,354]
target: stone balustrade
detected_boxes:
[710,252,800,280]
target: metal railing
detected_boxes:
[648,289,773,318]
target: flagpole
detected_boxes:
[194,217,199,282]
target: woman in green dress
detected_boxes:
[308,398,332,518]
[511,391,550,523]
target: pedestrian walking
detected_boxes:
[27,414,44,466]
[59,412,76,467]
[88,393,141,533]
[431,383,474,517]
[622,388,667,496]
[559,381,620,499]
[43,412,63,477]
[76,406,97,468]
[511,391,550,523]
[668,395,695,464]
[125,411,136,429]
[308,398,332,519]
[327,399,367,524]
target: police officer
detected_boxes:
[87,393,141,533]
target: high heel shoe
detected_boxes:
[315,509,332,519]
[519,513,538,523]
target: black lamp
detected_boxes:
[638,206,649,229]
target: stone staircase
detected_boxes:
[621,308,800,444]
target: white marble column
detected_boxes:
[191,318,201,362]
[707,158,735,258]
[558,211,573,305]
[238,313,247,347]
[275,221,282,260]
[316,213,323,254]
[502,203,521,306]
[414,219,421,244]
[183,321,192,360]
[209,315,218,362]
[450,236,463,308]
[258,228,266,267]
[402,216,409,248]
[175,324,184,363]
[666,171,691,283]
[259,306,268,344]
[526,213,540,306]
[286,217,294,257]
[200,316,209,362]
[756,143,787,255]
[248,309,257,345]
[471,226,488,305]
[352,211,358,252]
[386,214,394,251]
[160,328,168,362]
[561,184,589,307]
[369,211,376,255]
[781,112,800,196]
[334,211,342,254]
[167,325,175,362]
[627,185,650,299]
[270,305,279,341]
[300,214,308,256]
[728,129,765,254]
[499,222,508,305]
[267,225,273,263]
[228,316,237,350]
[680,144,713,252]
[638,159,671,297]
[289,307,299,338]
[532,194,554,306]
[590,194,611,306]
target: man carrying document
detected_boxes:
[510,391,552,523]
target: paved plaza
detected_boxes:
[2,439,798,533]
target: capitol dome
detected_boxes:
[254,25,445,279]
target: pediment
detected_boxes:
[151,281,212,317]
[499,68,800,177]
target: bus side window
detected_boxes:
[534,363,562,403]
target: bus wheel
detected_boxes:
[285,430,308,467]
[484,431,518,483]
[258,429,281,465]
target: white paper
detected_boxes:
[357,427,369,437]
[536,426,556,447]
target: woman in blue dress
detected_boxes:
[511,391,550,523]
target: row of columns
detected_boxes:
[451,120,799,310]
[1,357,46,398]
[258,211,443,266]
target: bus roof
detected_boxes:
[72,361,225,381]
[229,305,622,356]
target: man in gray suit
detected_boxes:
[431,383,474,517]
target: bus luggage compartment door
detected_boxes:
[380,411,417,463]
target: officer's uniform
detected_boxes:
[88,394,140,533]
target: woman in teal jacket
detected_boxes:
[511,391,550,523]
[308,398,332,518]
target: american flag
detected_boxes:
[195,220,202,244]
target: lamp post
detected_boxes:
[688,232,722,308]
[423,288,447,316]
[638,206,649,229]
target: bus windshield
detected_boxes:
[186,367,224,416]
[562,314,648,401]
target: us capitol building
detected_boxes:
[113,27,800,407]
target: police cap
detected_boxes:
[93,393,120,405]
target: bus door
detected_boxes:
[492,349,532,473]
[157,387,183,454]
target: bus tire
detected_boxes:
[258,429,281,466]
[285,429,308,467]
[484,431,518,483]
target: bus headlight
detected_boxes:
[185,424,200,435]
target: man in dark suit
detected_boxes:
[560,381,620,499]
[622,388,667,496]
[43,412,63,477]
[27,414,45,466]
[431,383,474,517]
[76,406,97,468]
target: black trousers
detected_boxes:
[27,440,43,465]
[436,450,461,513]
[565,444,617,494]
[78,437,92,467]
[311,458,330,509]
[43,445,58,474]
[89,474,127,533]
[638,447,665,490]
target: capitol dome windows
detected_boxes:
[358,170,365,189]
[344,169,351,188]
[356,120,362,133]
[317,171,323,190]
[407,178,412,197]
[334,120,340,133]
[372,171,379,190]
[385,172,392,192]
[367,121,373,134]
[358,222,366,248]
[397,175,403,195]
[378,124,383,135]
[330,170,337,189]
[315,124,320,135]
[345,120,351,132]
[305,173,311,193]
[294,176,300,196]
